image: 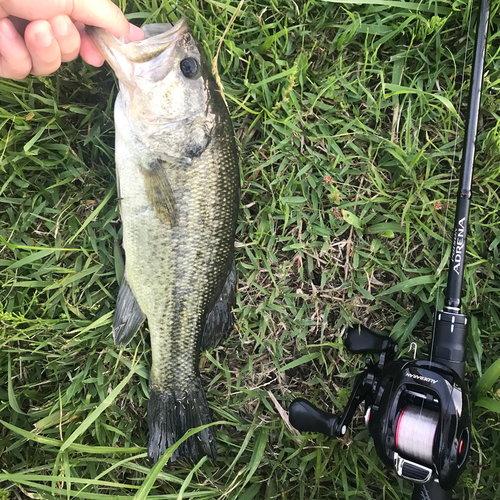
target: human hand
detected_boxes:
[0,0,144,79]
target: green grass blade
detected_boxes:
[176,456,207,500]
[0,473,140,490]
[4,249,54,271]
[7,354,25,414]
[133,421,232,500]
[66,186,116,245]
[377,275,435,296]
[322,0,451,15]
[239,427,270,492]
[475,397,500,414]
[278,352,321,372]
[0,419,145,454]
[474,357,500,398]
[60,357,139,452]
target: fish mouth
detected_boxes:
[86,19,189,83]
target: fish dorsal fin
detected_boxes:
[142,23,174,39]
[140,158,177,226]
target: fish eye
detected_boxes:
[180,57,200,79]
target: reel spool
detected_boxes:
[395,405,438,466]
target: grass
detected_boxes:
[1,0,500,498]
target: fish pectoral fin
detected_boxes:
[113,277,146,346]
[141,158,177,226]
[200,259,237,350]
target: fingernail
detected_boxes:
[0,20,18,40]
[52,16,69,37]
[34,27,53,47]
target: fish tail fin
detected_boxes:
[200,260,237,350]
[147,378,217,465]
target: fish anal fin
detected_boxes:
[141,158,177,225]
[113,278,146,346]
[200,260,237,350]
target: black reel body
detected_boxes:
[289,325,471,491]
[367,359,470,489]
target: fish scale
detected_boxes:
[88,19,240,464]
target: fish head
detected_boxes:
[87,20,214,135]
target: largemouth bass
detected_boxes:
[87,20,240,464]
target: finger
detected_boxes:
[24,20,61,76]
[71,0,133,39]
[79,31,104,67]
[49,15,81,63]
[1,0,138,40]
[0,0,72,21]
[0,17,32,79]
[129,24,144,42]
[0,0,66,20]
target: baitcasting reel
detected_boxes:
[289,324,470,492]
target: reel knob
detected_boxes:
[345,325,396,354]
[289,398,343,438]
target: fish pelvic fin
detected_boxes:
[147,378,217,464]
[200,259,237,350]
[113,278,146,346]
[141,158,177,226]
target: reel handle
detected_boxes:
[289,398,342,438]
[345,325,395,354]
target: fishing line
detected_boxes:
[395,405,439,464]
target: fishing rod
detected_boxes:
[288,0,490,498]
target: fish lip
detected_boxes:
[86,18,189,70]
